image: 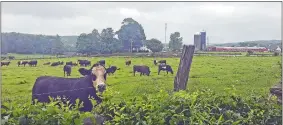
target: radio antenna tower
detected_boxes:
[165,23,167,50]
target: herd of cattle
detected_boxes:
[2,58,175,112]
[1,59,174,76]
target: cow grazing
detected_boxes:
[63,65,72,77]
[66,61,78,66]
[106,66,120,75]
[158,60,166,65]
[43,62,51,65]
[158,64,173,75]
[153,60,158,65]
[78,60,91,67]
[125,60,131,66]
[1,61,10,66]
[133,65,151,76]
[28,60,38,67]
[18,61,29,67]
[97,60,105,66]
[78,68,91,76]
[51,61,64,66]
[32,63,108,112]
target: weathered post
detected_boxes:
[174,45,195,91]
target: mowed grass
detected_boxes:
[1,56,281,103]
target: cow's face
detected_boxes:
[92,65,107,93]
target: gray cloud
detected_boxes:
[1,2,281,44]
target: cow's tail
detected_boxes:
[64,70,66,77]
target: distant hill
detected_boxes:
[211,40,282,50]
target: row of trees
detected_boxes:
[1,32,64,55]
[1,18,184,55]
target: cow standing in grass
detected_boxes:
[28,60,38,67]
[106,66,120,75]
[125,60,131,66]
[1,61,10,66]
[32,63,108,112]
[63,65,72,77]
[133,65,151,76]
[158,64,173,75]
[18,61,29,67]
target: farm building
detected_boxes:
[207,46,268,52]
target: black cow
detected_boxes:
[28,60,38,67]
[1,62,10,66]
[158,64,173,75]
[97,60,105,66]
[43,62,51,65]
[51,61,64,66]
[66,61,78,66]
[18,61,29,67]
[125,60,131,66]
[78,68,91,76]
[153,60,158,65]
[106,66,120,75]
[51,62,60,66]
[32,63,108,112]
[63,65,72,77]
[133,65,151,76]
[158,60,166,65]
[78,60,91,67]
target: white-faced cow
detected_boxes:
[32,63,108,112]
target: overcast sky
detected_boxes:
[1,2,281,44]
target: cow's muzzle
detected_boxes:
[97,84,106,93]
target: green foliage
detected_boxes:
[169,32,183,52]
[1,32,66,55]
[273,52,280,56]
[145,38,164,53]
[116,18,146,52]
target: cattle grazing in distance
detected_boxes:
[43,62,51,65]
[158,64,173,75]
[66,61,78,66]
[18,61,29,67]
[63,65,72,77]
[1,61,11,66]
[106,66,120,75]
[97,60,105,66]
[78,68,91,76]
[51,61,64,66]
[153,60,158,65]
[78,60,91,67]
[28,60,38,67]
[125,60,131,66]
[32,63,108,112]
[133,65,151,76]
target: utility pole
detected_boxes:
[165,23,167,50]
[131,39,133,53]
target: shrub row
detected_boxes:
[1,88,282,125]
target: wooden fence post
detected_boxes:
[174,45,195,91]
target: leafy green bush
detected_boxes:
[1,88,282,125]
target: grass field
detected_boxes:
[2,56,281,103]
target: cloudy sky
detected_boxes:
[1,2,281,44]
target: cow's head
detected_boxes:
[91,63,107,93]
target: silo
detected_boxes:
[194,32,201,51]
[200,31,206,50]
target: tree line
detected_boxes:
[1,18,183,55]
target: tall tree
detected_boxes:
[169,32,183,52]
[100,28,122,54]
[116,18,146,52]
[51,35,64,55]
[145,38,164,53]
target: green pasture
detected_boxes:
[1,56,281,103]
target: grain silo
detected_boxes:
[194,32,201,51]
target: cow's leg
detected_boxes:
[133,71,135,76]
[167,71,168,74]
[158,69,160,75]
[140,72,142,76]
